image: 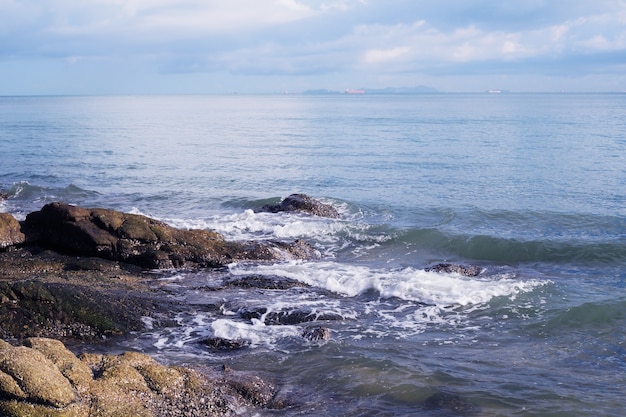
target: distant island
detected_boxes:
[302,85,439,95]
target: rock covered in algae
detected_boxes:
[22,202,319,269]
[0,338,282,417]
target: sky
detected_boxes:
[1,0,625,94]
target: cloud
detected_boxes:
[363,46,411,64]
[1,0,625,93]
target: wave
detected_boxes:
[1,181,102,217]
[538,299,626,334]
[227,261,548,307]
[137,260,550,353]
[162,203,625,267]
[4,181,99,201]
[406,231,626,265]
[5,184,621,268]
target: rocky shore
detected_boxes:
[0,337,284,417]
[0,195,481,416]
[0,196,333,416]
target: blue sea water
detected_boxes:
[1,93,625,416]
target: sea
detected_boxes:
[1,93,625,416]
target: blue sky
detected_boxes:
[1,0,625,94]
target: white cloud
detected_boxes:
[363,46,411,64]
[1,0,626,93]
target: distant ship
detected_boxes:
[345,89,365,94]
[487,90,502,94]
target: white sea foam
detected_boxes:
[165,209,350,242]
[228,261,548,307]
[211,318,301,348]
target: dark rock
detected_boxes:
[199,337,250,351]
[220,371,279,408]
[422,390,477,413]
[239,307,344,325]
[0,192,7,200]
[23,202,319,269]
[425,263,482,277]
[265,310,344,325]
[0,246,174,341]
[0,279,163,340]
[0,213,25,249]
[225,274,309,290]
[302,326,331,342]
[238,307,267,321]
[258,194,340,218]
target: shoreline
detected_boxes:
[0,199,482,416]
[0,199,329,416]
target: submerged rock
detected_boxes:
[239,307,344,325]
[302,326,331,342]
[0,337,281,417]
[199,337,250,351]
[422,390,477,413]
[258,194,340,218]
[224,274,309,290]
[23,202,319,269]
[425,263,482,277]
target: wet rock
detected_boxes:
[0,279,163,341]
[0,213,25,249]
[240,307,344,325]
[425,263,482,277]
[225,274,309,290]
[23,202,319,269]
[0,192,8,200]
[199,337,250,351]
[266,310,344,325]
[423,390,477,413]
[302,326,331,342]
[258,194,340,218]
[220,370,279,408]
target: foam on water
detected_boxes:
[228,261,547,306]
[211,318,301,349]
[164,209,351,242]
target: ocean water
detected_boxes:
[1,93,625,416]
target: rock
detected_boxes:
[0,279,164,340]
[258,194,340,218]
[422,390,477,413]
[24,338,93,393]
[425,263,482,277]
[302,326,331,342]
[239,307,344,325]
[0,345,75,408]
[219,370,279,408]
[0,213,25,249]
[199,337,250,351]
[23,202,319,269]
[0,192,7,200]
[225,274,309,290]
[0,337,280,417]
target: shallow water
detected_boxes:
[1,93,625,416]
